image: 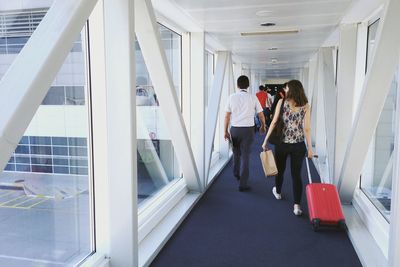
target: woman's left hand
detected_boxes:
[307,148,313,159]
[262,142,268,151]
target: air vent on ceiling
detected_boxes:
[241,29,299,36]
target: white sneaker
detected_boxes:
[293,204,303,216]
[272,187,282,200]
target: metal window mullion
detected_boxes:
[103,0,137,265]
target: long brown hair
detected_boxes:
[286,80,308,107]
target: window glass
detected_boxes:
[205,51,214,109]
[0,4,93,264]
[159,24,181,103]
[136,25,182,206]
[361,70,398,221]
[366,19,379,73]
[0,2,82,76]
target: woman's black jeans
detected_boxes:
[274,142,307,204]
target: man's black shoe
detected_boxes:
[239,186,251,192]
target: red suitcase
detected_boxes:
[305,158,346,231]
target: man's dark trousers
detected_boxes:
[230,126,254,187]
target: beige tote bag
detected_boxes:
[260,150,278,176]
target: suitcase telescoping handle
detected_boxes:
[305,155,318,184]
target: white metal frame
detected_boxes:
[315,51,329,182]
[320,47,337,182]
[308,54,319,147]
[85,1,110,265]
[189,32,206,188]
[334,23,358,182]
[353,187,390,258]
[103,0,137,265]
[338,0,400,203]
[388,55,400,266]
[205,51,229,182]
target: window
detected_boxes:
[204,51,222,169]
[205,50,214,108]
[365,19,380,73]
[361,18,397,222]
[361,70,398,221]
[0,5,93,265]
[159,24,181,103]
[135,24,182,205]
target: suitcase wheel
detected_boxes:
[312,219,320,232]
[338,220,347,231]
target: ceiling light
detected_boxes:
[260,22,276,27]
[268,47,278,51]
[256,10,273,17]
[241,29,299,36]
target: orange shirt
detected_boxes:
[256,91,268,108]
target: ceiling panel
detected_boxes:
[173,0,350,10]
[203,14,342,32]
[187,1,350,22]
[170,0,354,78]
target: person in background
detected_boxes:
[270,83,287,119]
[264,86,273,126]
[256,85,268,110]
[262,80,313,216]
[224,76,266,192]
[266,86,274,108]
[255,85,270,129]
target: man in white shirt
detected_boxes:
[224,75,266,192]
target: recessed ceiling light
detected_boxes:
[268,47,278,51]
[260,22,276,27]
[256,10,273,17]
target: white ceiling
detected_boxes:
[170,0,355,79]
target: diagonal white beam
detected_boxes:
[338,0,400,203]
[205,52,229,182]
[135,0,201,192]
[0,0,98,173]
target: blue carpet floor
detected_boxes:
[151,134,362,267]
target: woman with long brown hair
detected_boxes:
[262,80,313,216]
